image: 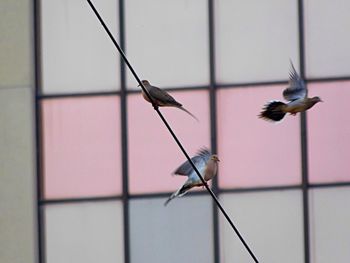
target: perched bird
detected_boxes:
[138,80,198,120]
[259,62,322,122]
[164,148,220,206]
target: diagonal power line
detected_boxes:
[85,0,259,262]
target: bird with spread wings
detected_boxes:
[259,61,322,122]
[164,148,219,206]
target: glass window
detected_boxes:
[217,87,301,189]
[42,96,122,198]
[215,0,299,83]
[309,187,350,263]
[127,90,211,194]
[221,190,304,262]
[125,0,209,89]
[308,82,350,183]
[129,196,213,263]
[41,0,120,94]
[45,201,124,263]
[304,0,350,78]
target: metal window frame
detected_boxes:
[33,0,350,262]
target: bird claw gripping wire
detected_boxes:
[152,103,159,111]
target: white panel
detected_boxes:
[125,0,209,89]
[0,88,37,263]
[0,0,32,88]
[304,0,350,77]
[309,187,350,263]
[41,0,120,94]
[45,201,124,263]
[221,190,304,263]
[129,196,213,263]
[215,0,299,83]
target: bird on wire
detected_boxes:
[259,61,322,122]
[164,148,220,206]
[139,80,198,121]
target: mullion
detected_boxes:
[39,90,120,99]
[36,180,350,205]
[309,182,350,189]
[297,0,310,262]
[127,85,209,93]
[36,178,350,201]
[207,0,220,263]
[220,185,302,194]
[33,0,46,262]
[39,195,122,205]
[35,75,350,100]
[118,1,131,263]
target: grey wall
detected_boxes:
[0,1,37,263]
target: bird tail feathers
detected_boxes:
[259,101,287,122]
[177,106,199,121]
[164,192,177,206]
[164,184,193,206]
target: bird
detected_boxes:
[138,80,198,120]
[164,148,220,206]
[259,61,322,122]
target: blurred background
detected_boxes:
[1,0,350,262]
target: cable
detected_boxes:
[86,0,259,262]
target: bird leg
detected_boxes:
[201,182,209,189]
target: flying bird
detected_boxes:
[164,148,219,206]
[139,80,198,120]
[259,62,322,122]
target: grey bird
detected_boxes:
[164,148,220,206]
[259,62,322,122]
[139,80,198,120]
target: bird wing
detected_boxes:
[283,62,307,102]
[149,86,182,107]
[173,148,211,177]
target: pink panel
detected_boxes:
[127,90,211,194]
[308,81,350,183]
[42,96,122,198]
[217,86,301,188]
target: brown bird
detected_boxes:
[259,62,322,122]
[164,148,219,206]
[139,80,198,120]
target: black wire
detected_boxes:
[86,0,259,262]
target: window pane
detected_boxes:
[309,187,350,263]
[307,82,350,183]
[220,190,304,262]
[41,0,120,94]
[215,0,299,83]
[45,201,124,263]
[127,90,211,194]
[129,196,213,263]
[217,87,301,188]
[42,96,122,198]
[125,0,209,88]
[304,0,350,78]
